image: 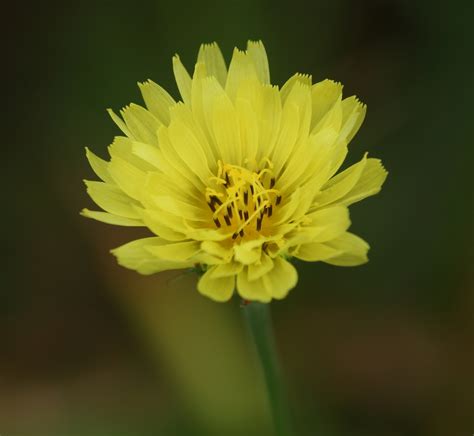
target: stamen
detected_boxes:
[259,156,274,169]
[258,168,273,179]
[205,160,281,238]
[234,200,269,235]
[253,189,279,199]
[209,176,227,185]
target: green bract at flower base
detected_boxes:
[82,41,387,303]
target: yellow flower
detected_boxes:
[82,41,387,303]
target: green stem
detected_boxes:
[242,301,293,436]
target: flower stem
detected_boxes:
[242,301,293,436]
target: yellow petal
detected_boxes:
[146,240,201,261]
[152,195,209,222]
[190,64,220,158]
[84,180,140,218]
[234,239,264,265]
[108,155,147,200]
[323,232,369,266]
[340,96,366,142]
[225,48,258,101]
[168,115,214,184]
[271,102,300,175]
[111,237,193,275]
[108,136,156,172]
[138,79,175,125]
[277,127,337,194]
[172,55,192,104]
[236,268,272,302]
[306,206,351,242]
[280,73,312,104]
[142,172,200,207]
[314,153,368,207]
[197,267,235,302]
[212,94,242,164]
[81,209,142,226]
[255,85,282,160]
[197,42,227,87]
[201,240,233,261]
[169,103,217,169]
[277,138,322,193]
[200,76,228,128]
[337,158,388,206]
[140,209,187,241]
[130,141,160,169]
[310,79,343,131]
[107,108,132,137]
[293,242,342,262]
[272,188,301,226]
[235,97,259,163]
[312,95,343,135]
[246,40,270,84]
[186,227,231,242]
[284,81,312,142]
[248,252,274,281]
[120,104,161,145]
[208,261,243,279]
[263,257,298,300]
[85,147,114,184]
[157,126,205,191]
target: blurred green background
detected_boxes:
[3,0,473,435]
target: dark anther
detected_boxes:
[225,173,230,186]
[232,233,238,240]
[239,229,244,237]
[208,201,216,212]
[244,191,248,205]
[224,215,231,226]
[213,218,221,228]
[270,177,275,188]
[276,195,282,205]
[211,195,223,206]
[244,211,249,221]
[268,205,273,217]
[257,216,263,231]
[238,210,243,220]
[227,205,233,218]
[250,185,254,195]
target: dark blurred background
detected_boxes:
[3,0,473,435]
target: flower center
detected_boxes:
[205,160,282,240]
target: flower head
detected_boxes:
[82,41,387,303]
